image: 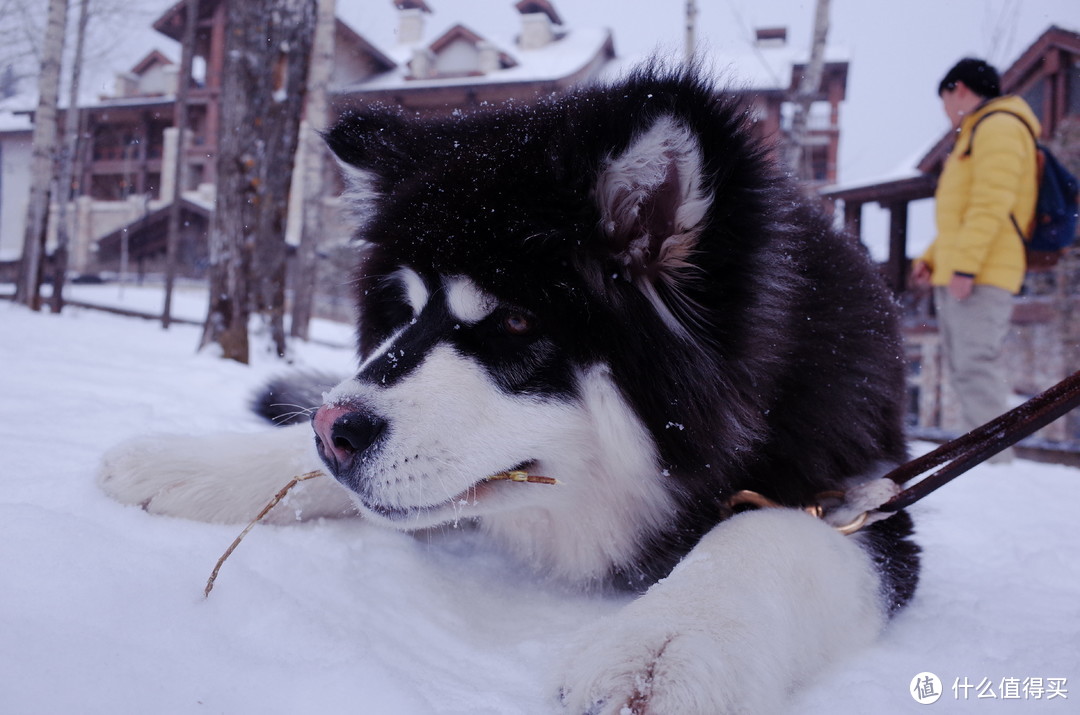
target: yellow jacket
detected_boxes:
[921,95,1040,294]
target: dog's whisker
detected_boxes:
[267,402,318,425]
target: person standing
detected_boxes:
[910,58,1040,459]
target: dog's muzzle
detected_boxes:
[311,403,387,476]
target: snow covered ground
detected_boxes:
[1,291,1077,714]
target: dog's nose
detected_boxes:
[312,404,387,473]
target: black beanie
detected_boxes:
[938,58,1002,98]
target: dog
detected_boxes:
[99,66,920,713]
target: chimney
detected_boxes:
[519,13,554,50]
[477,42,500,73]
[398,8,426,44]
[408,47,434,79]
[114,72,138,98]
[754,27,788,48]
[515,1,562,50]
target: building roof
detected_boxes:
[515,0,563,26]
[332,0,614,95]
[0,110,33,134]
[95,196,211,261]
[152,0,222,43]
[129,50,175,77]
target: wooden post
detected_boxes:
[842,199,862,243]
[886,200,909,292]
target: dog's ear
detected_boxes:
[594,115,712,335]
[323,109,414,221]
[595,115,711,283]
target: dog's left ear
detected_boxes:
[595,115,711,283]
[323,108,415,225]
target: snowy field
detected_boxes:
[1,293,1078,714]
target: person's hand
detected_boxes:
[948,273,974,301]
[909,260,932,290]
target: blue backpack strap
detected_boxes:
[962,108,1039,242]
[963,109,1036,157]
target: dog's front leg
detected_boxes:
[98,424,355,524]
[556,508,887,714]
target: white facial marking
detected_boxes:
[328,346,678,583]
[482,364,679,582]
[444,275,497,324]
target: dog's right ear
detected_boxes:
[593,114,713,337]
[323,109,413,217]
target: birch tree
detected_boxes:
[786,0,830,182]
[0,0,44,96]
[15,0,67,310]
[290,0,336,340]
[200,0,316,363]
[50,0,91,314]
[162,0,199,329]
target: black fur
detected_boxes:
[253,372,341,425]
[291,66,920,600]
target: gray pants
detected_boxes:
[934,285,1014,435]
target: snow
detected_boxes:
[0,110,32,133]
[1,292,1078,713]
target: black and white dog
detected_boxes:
[100,67,919,713]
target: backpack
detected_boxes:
[965,109,1080,267]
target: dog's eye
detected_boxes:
[501,312,533,336]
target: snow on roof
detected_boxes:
[0,110,33,134]
[343,29,614,93]
[12,1,849,117]
[334,0,614,92]
[338,0,525,66]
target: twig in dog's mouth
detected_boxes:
[203,469,324,598]
[203,468,557,597]
[485,470,559,485]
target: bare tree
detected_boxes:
[786,0,830,182]
[15,0,67,310]
[200,0,316,363]
[50,0,92,314]
[162,0,199,330]
[0,0,50,98]
[290,0,336,340]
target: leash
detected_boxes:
[729,369,1080,533]
[879,368,1080,512]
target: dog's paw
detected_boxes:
[97,426,352,524]
[555,619,779,715]
[98,434,194,511]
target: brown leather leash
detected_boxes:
[878,368,1080,513]
[729,369,1080,532]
